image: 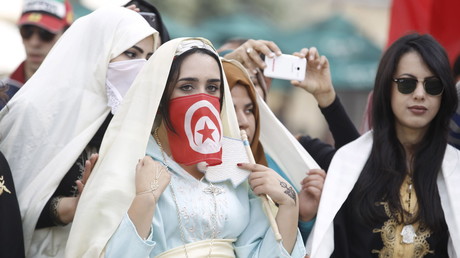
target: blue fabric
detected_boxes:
[105,136,306,257]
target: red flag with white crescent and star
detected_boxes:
[167,93,223,166]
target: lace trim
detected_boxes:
[372,202,433,257]
[106,82,122,114]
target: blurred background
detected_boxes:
[1,0,458,144]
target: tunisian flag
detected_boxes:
[167,93,223,166]
[387,0,460,64]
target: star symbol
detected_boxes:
[197,122,215,143]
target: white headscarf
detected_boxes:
[67,37,241,257]
[0,6,158,257]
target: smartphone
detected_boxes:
[264,54,306,81]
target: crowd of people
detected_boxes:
[0,0,459,257]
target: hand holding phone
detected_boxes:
[264,54,306,81]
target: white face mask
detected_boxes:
[105,59,147,114]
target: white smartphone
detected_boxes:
[264,54,306,81]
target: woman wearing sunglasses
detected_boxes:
[307,33,459,257]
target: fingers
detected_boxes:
[81,153,99,184]
[292,48,308,58]
[237,39,282,73]
[76,180,84,195]
[125,4,140,12]
[301,169,326,196]
[237,162,268,173]
[306,47,319,61]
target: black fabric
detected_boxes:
[0,152,25,258]
[332,189,449,257]
[123,0,170,43]
[298,96,360,171]
[36,114,113,228]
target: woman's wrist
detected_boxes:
[54,196,77,225]
[314,89,336,108]
[134,192,157,206]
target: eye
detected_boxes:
[206,84,220,93]
[245,105,254,114]
[179,84,193,91]
[123,50,137,59]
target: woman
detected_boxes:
[70,37,306,257]
[222,58,327,242]
[0,6,159,257]
[308,34,460,257]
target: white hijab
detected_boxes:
[0,6,158,257]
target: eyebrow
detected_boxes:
[398,73,437,79]
[131,45,144,53]
[178,77,221,83]
[245,103,254,108]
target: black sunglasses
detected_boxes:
[393,77,444,96]
[20,25,56,42]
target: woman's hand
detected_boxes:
[239,163,297,207]
[224,39,282,75]
[291,47,335,108]
[299,168,326,222]
[135,156,170,202]
[129,156,170,239]
[125,4,140,12]
[57,153,99,225]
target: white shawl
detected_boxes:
[0,6,158,257]
[307,131,460,257]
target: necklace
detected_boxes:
[401,175,416,244]
[154,127,221,257]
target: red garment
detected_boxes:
[388,0,460,64]
[9,61,26,86]
[10,61,26,87]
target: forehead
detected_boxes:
[179,52,220,75]
[231,84,253,103]
[395,51,433,77]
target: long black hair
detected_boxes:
[350,33,458,232]
[159,47,224,133]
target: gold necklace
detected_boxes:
[154,127,220,257]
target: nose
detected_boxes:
[236,110,249,130]
[25,32,44,47]
[413,81,426,100]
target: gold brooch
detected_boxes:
[0,176,12,195]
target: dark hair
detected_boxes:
[159,48,224,133]
[351,33,458,232]
[453,54,460,79]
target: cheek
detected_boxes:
[248,114,256,137]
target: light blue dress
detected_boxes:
[105,136,306,257]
